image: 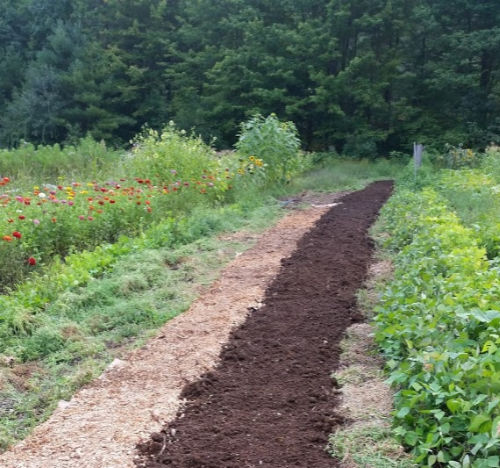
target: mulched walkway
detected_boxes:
[136,181,393,468]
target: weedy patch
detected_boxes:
[328,257,416,468]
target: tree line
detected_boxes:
[0,0,499,155]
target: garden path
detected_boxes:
[0,192,346,468]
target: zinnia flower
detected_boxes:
[12,231,21,239]
[27,257,36,265]
[2,235,12,242]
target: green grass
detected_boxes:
[0,136,123,186]
[282,157,402,194]
[329,425,417,468]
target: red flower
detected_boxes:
[19,215,25,220]
[27,257,36,265]
[12,231,21,239]
[109,199,116,204]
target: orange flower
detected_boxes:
[2,235,12,242]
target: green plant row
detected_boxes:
[376,187,500,467]
[436,167,500,259]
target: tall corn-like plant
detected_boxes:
[235,114,301,184]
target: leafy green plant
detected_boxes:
[235,114,307,185]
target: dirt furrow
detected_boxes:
[136,181,393,468]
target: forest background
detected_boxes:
[0,0,499,156]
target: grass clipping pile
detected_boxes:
[328,256,416,467]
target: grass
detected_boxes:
[282,157,402,195]
[328,425,417,468]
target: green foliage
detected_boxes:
[129,123,230,207]
[436,166,500,258]
[0,136,121,184]
[376,187,500,465]
[235,114,305,184]
[283,156,402,194]
[0,126,243,291]
[432,145,482,169]
[1,0,499,152]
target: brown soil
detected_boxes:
[136,181,393,468]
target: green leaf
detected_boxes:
[469,414,492,433]
[396,406,410,418]
[487,457,500,467]
[447,399,461,413]
[404,431,418,446]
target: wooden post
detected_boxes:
[413,142,424,180]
